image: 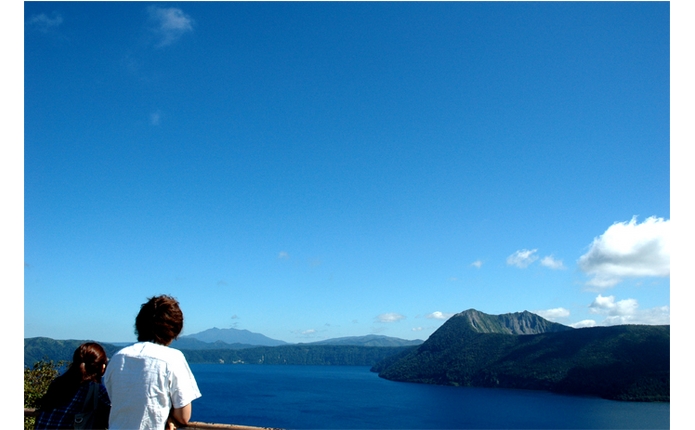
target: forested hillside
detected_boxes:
[24,337,122,367]
[373,310,669,402]
[181,344,414,366]
[24,337,413,368]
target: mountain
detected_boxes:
[373,309,669,402]
[24,337,412,368]
[181,327,288,347]
[305,335,424,347]
[169,337,258,351]
[180,344,415,366]
[24,337,122,368]
[452,309,573,335]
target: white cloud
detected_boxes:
[634,306,671,325]
[507,249,538,268]
[291,328,318,338]
[426,311,454,320]
[570,320,597,328]
[534,307,570,321]
[471,260,483,268]
[376,313,406,323]
[578,216,670,288]
[278,251,289,259]
[412,327,424,331]
[29,13,63,32]
[540,255,565,270]
[588,294,670,326]
[150,111,162,126]
[148,6,194,47]
[589,294,638,316]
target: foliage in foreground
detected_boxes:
[24,359,65,430]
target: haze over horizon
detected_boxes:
[23,2,670,344]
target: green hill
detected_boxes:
[180,344,414,366]
[373,310,669,402]
[24,337,122,367]
[303,334,423,347]
[24,337,412,368]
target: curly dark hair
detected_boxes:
[135,295,184,345]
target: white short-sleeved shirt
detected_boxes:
[104,342,202,430]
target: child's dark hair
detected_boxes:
[135,295,184,345]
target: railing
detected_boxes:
[24,408,281,430]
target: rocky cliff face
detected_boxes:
[454,309,573,335]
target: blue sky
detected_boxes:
[21,1,673,344]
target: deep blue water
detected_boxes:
[189,364,669,429]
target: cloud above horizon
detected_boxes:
[29,12,64,32]
[508,249,566,270]
[540,255,565,270]
[570,319,597,328]
[376,313,406,323]
[150,111,162,126]
[587,294,669,325]
[148,6,194,47]
[426,311,454,320]
[507,249,538,268]
[534,307,570,321]
[578,216,670,288]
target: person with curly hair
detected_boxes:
[104,295,201,430]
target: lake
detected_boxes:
[189,364,669,429]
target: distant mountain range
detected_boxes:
[178,327,288,347]
[24,329,422,365]
[172,328,422,349]
[373,309,669,402]
[169,337,259,350]
[304,334,423,347]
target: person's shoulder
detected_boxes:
[156,343,186,359]
[113,342,187,366]
[113,342,141,355]
[137,341,186,361]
